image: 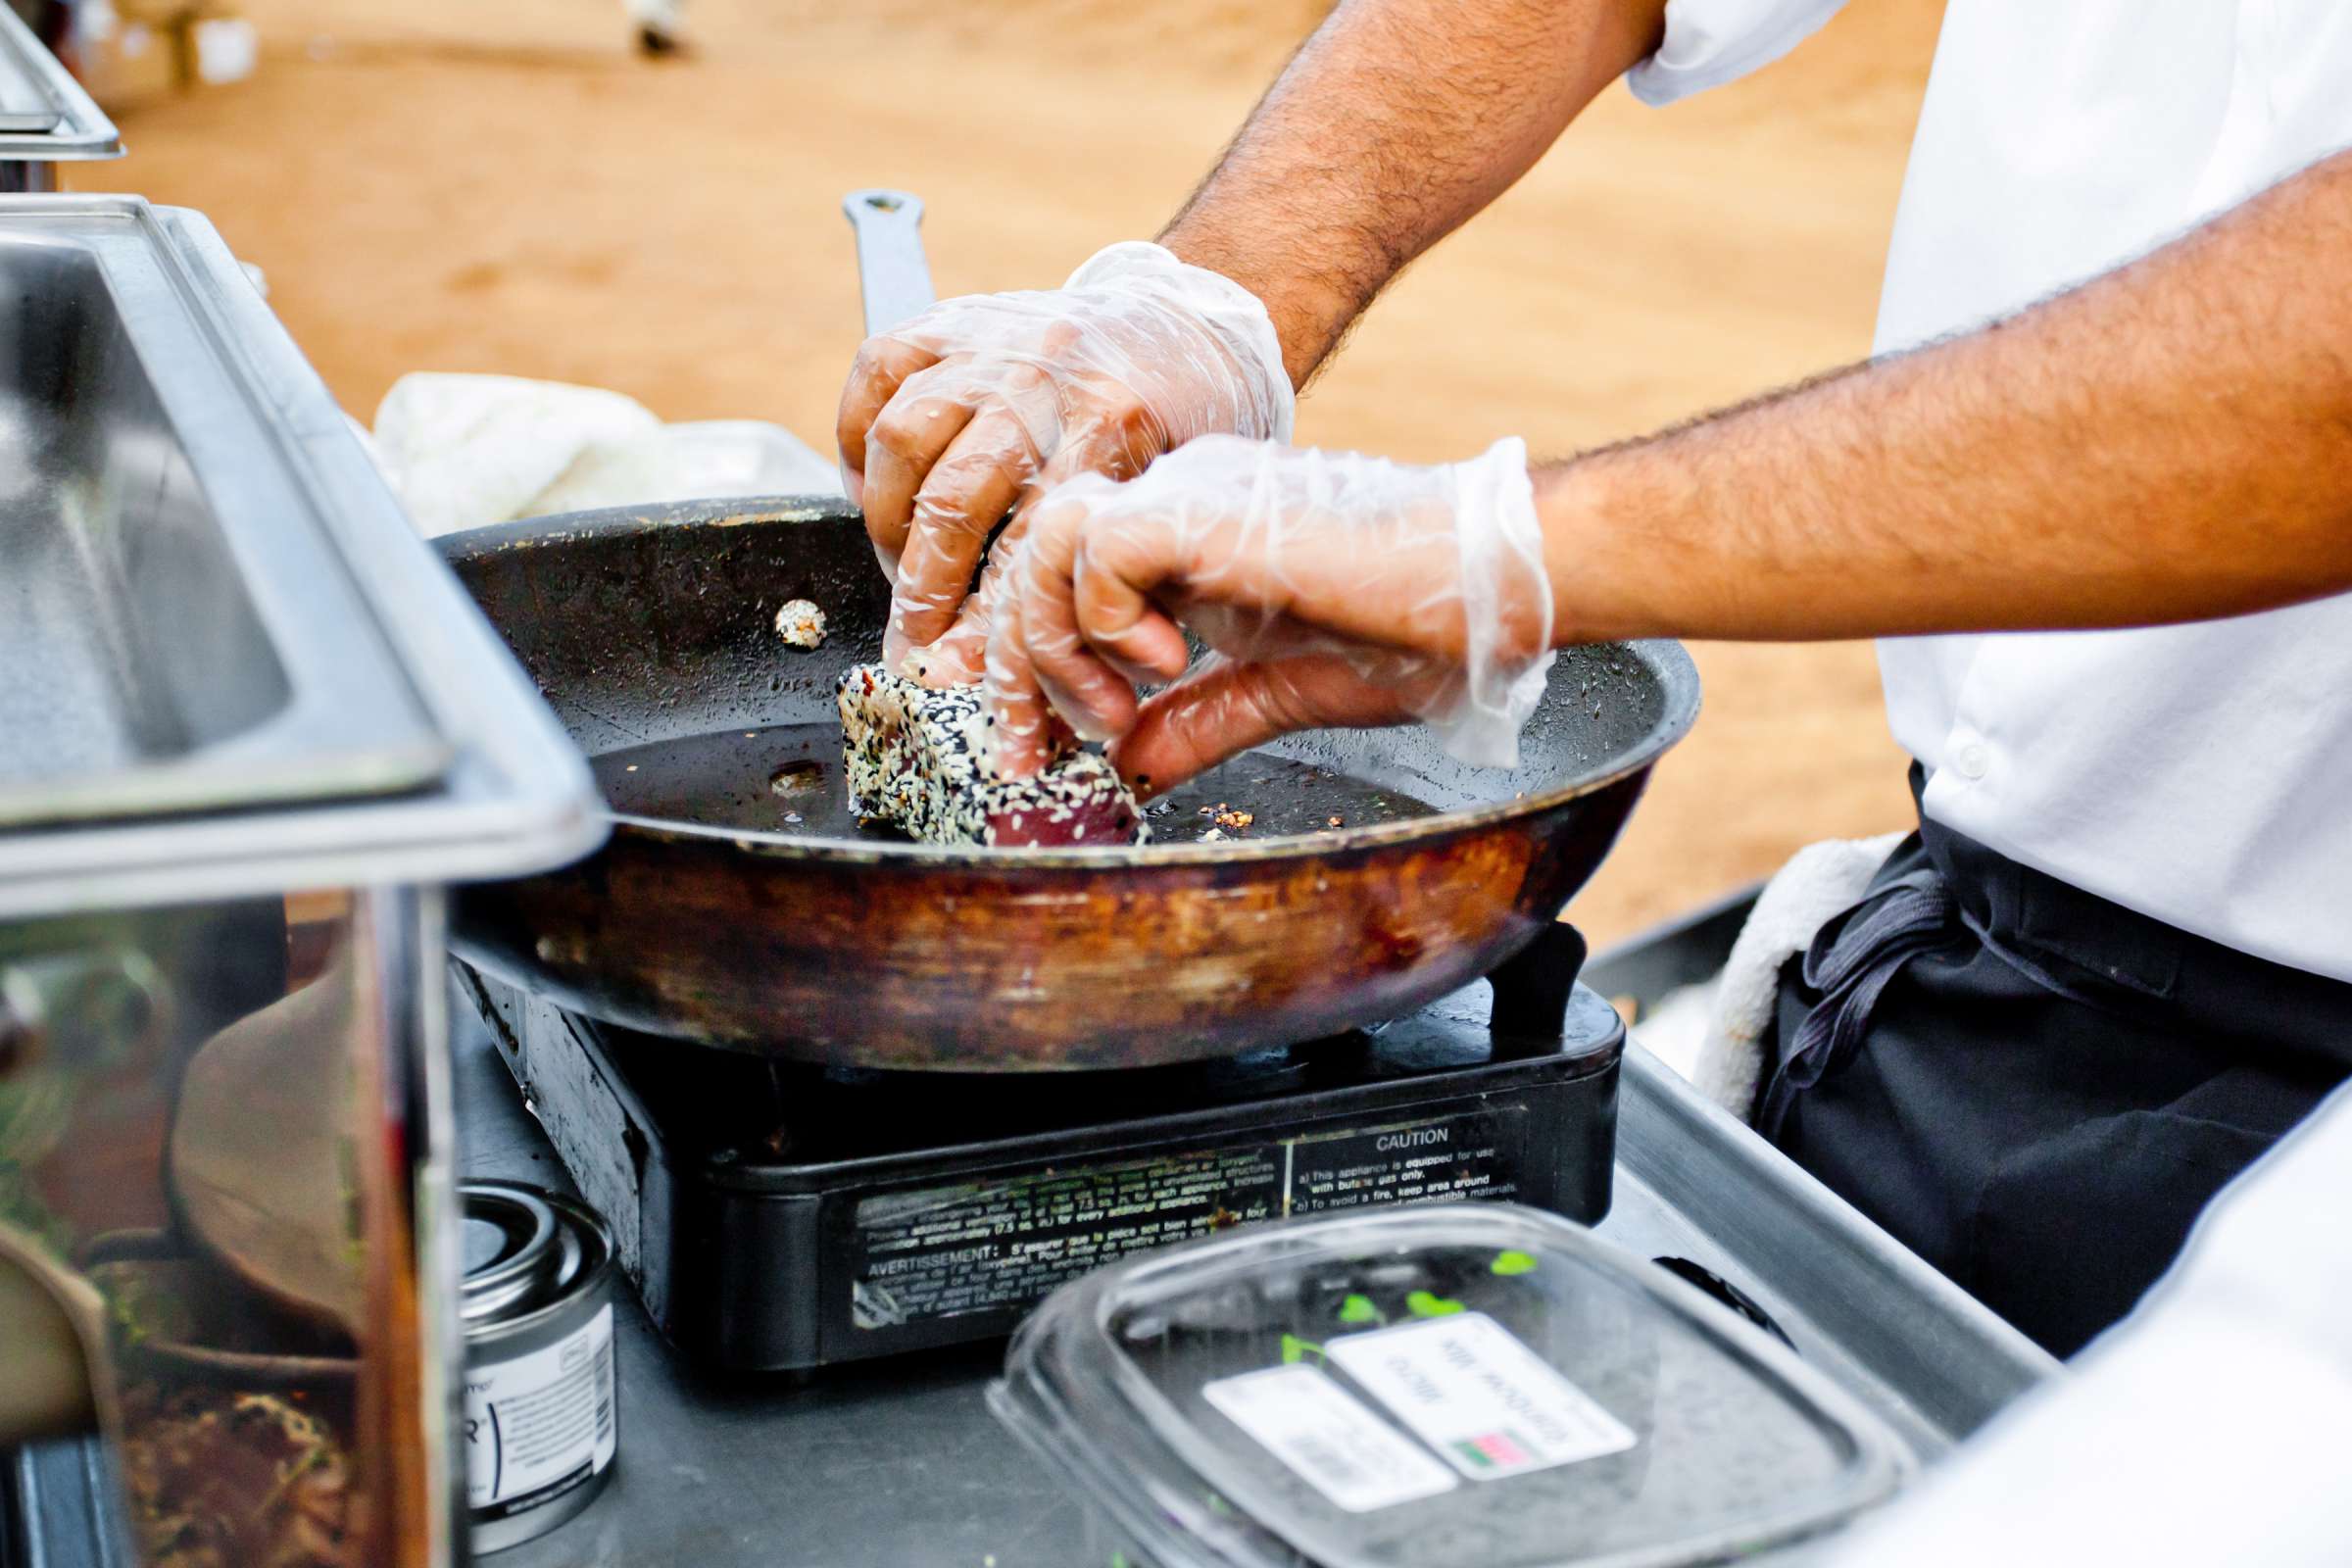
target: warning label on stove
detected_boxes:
[848,1109,1525,1333]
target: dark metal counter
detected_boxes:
[5,989,2053,1567]
[455,988,2055,1568]
[458,1010,1079,1568]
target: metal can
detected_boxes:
[460,1180,619,1553]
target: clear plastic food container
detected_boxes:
[990,1202,1913,1568]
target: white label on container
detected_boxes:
[466,1303,616,1515]
[1201,1363,1460,1513]
[1326,1312,1636,1480]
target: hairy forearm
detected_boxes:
[1160,0,1664,388]
[1541,150,2352,644]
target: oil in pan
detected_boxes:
[461,1180,619,1552]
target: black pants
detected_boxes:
[1761,767,2352,1358]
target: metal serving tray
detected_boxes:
[0,209,446,824]
[0,10,118,158]
[0,197,603,916]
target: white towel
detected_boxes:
[369,372,838,538]
[1690,832,1905,1118]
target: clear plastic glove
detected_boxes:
[836,242,1294,681]
[984,435,1555,793]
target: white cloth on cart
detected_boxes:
[369,372,838,538]
[1689,832,1902,1117]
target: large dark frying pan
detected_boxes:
[441,498,1695,1069]
[436,188,1698,1070]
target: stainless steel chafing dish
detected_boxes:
[0,8,120,193]
[0,195,603,1568]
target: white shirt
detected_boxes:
[1630,1,2352,983]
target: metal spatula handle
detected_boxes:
[842,189,937,338]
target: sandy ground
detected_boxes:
[84,0,1947,945]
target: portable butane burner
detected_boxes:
[456,923,1621,1374]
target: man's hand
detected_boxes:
[983,143,2352,798]
[836,243,1293,679]
[983,436,1554,792]
[834,1,1668,681]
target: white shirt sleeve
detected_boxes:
[1625,0,1855,106]
[1815,1079,2352,1568]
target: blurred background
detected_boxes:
[32,0,1948,944]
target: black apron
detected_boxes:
[1760,766,2352,1358]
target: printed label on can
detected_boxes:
[1325,1312,1636,1480]
[466,1303,616,1519]
[1201,1363,1460,1513]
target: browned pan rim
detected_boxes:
[443,499,1701,872]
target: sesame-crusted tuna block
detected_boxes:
[836,664,1146,848]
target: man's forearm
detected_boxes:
[1160,0,1665,389]
[1540,149,2352,644]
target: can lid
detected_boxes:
[460,1181,604,1326]
[992,1202,1914,1568]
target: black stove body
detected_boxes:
[457,924,1623,1373]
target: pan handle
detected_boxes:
[842,188,938,338]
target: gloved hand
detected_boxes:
[983,434,1555,792]
[836,242,1294,681]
